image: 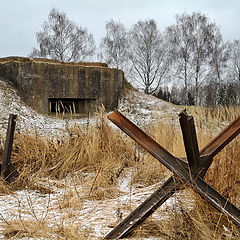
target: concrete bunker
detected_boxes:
[0,57,124,117]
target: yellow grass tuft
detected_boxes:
[131,190,240,240]
[0,219,90,239]
[8,108,135,199]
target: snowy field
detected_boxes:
[1,80,235,239]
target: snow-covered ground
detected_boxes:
[119,88,181,126]
[0,174,194,239]
[0,80,182,137]
[0,80,186,239]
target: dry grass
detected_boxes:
[131,190,240,240]
[130,122,183,187]
[184,105,240,206]
[9,109,136,199]
[0,105,239,239]
[183,105,240,129]
[205,137,240,206]
[0,219,90,239]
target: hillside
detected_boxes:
[0,79,181,136]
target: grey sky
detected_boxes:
[0,0,239,58]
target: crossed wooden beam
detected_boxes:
[105,110,240,239]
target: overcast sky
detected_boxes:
[0,0,239,58]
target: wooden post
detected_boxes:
[1,114,17,180]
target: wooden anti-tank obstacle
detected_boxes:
[105,110,240,239]
[0,114,19,182]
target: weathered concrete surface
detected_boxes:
[0,57,123,115]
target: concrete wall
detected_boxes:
[0,57,123,115]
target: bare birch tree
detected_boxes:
[99,20,128,70]
[167,12,222,105]
[30,8,95,62]
[228,40,240,83]
[128,19,172,94]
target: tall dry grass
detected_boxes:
[184,105,240,206]
[5,109,136,199]
[2,105,239,202]
[205,133,240,206]
[0,105,239,239]
[1,219,90,239]
[131,190,240,239]
[184,105,240,130]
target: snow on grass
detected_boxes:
[0,176,194,239]
[0,82,190,239]
[119,89,181,126]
